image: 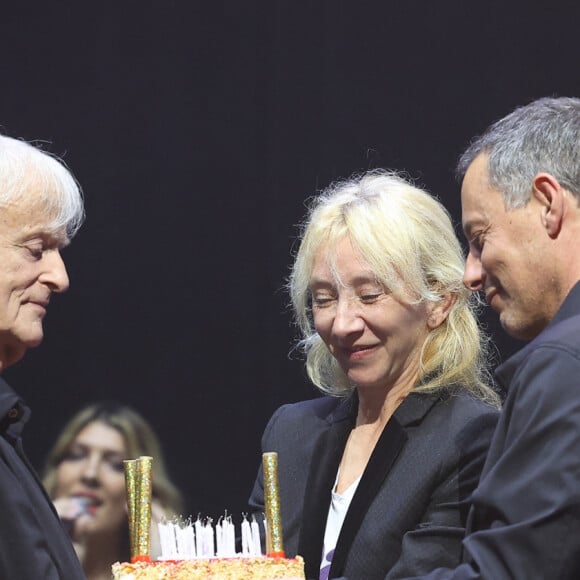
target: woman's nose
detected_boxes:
[80,457,100,485]
[332,298,365,336]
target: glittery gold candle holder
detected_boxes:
[263,451,285,557]
[124,459,138,559]
[135,456,153,561]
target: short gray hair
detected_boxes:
[456,96,580,209]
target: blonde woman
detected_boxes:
[249,170,500,580]
[43,402,183,580]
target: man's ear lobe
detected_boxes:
[533,173,564,238]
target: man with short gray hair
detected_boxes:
[411,96,580,579]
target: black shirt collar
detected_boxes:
[0,377,30,437]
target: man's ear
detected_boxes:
[427,293,456,330]
[532,172,565,238]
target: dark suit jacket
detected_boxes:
[0,378,85,579]
[249,389,498,580]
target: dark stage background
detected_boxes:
[1,2,578,518]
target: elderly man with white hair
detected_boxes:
[0,134,85,579]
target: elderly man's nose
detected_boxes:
[40,250,70,293]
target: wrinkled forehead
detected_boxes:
[0,195,68,239]
[2,179,70,233]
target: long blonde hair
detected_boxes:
[289,170,499,406]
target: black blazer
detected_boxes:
[249,390,498,580]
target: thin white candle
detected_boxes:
[225,516,236,557]
[194,518,204,558]
[157,521,172,560]
[216,519,223,557]
[176,523,195,559]
[204,520,215,557]
[241,517,251,555]
[251,517,262,556]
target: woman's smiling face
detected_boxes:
[53,421,128,536]
[309,236,431,393]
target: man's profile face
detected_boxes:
[461,153,558,341]
[0,190,70,367]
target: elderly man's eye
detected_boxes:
[18,243,44,259]
[28,247,44,259]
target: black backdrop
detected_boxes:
[1,1,579,518]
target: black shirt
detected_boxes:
[0,378,85,579]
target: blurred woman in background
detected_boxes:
[43,401,183,580]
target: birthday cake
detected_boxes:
[112,555,305,579]
[116,453,304,579]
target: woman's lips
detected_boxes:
[86,504,98,516]
[342,345,377,360]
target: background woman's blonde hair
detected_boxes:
[289,170,499,406]
[43,401,184,515]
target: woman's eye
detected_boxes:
[360,293,382,304]
[313,297,334,307]
[61,449,85,462]
[110,460,126,473]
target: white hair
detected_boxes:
[0,135,85,237]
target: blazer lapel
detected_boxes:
[329,393,437,577]
[298,397,355,580]
[299,392,438,579]
[329,416,407,578]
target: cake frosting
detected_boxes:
[112,555,305,579]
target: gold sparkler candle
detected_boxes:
[135,456,153,561]
[124,456,153,561]
[262,451,285,557]
[123,459,138,559]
